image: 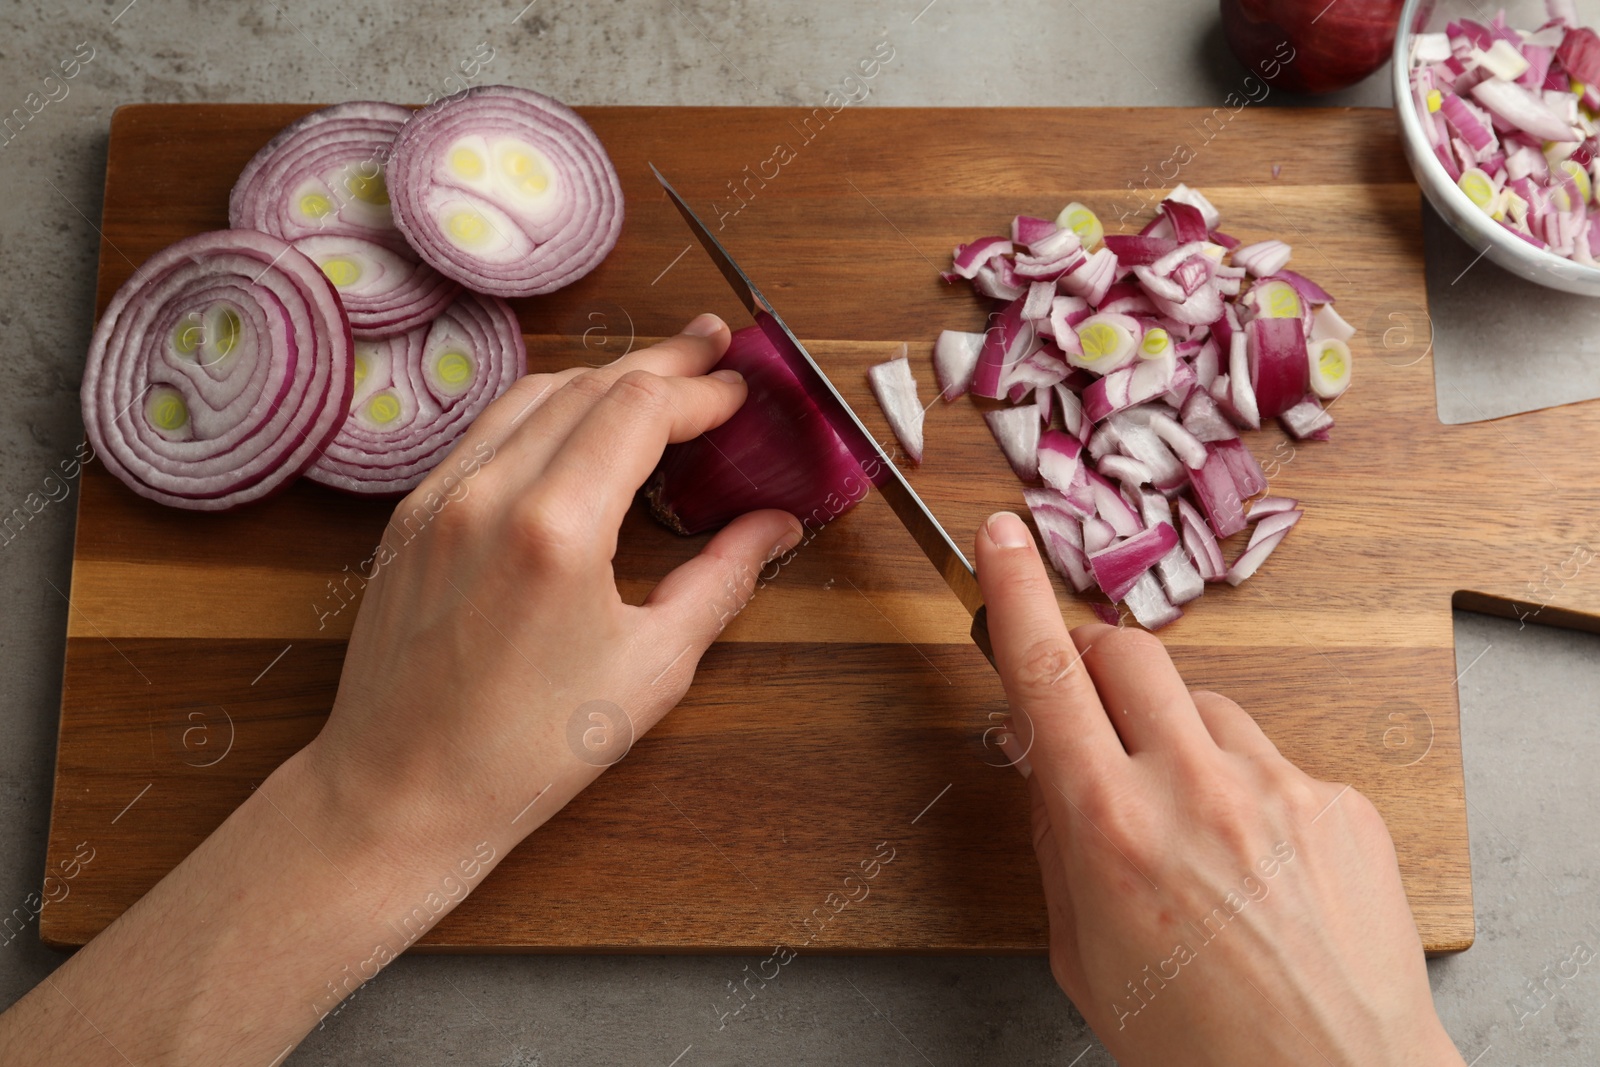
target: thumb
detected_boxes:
[642,508,803,683]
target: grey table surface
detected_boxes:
[1,1,1597,1064]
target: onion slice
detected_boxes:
[305,290,526,495]
[82,229,353,510]
[295,234,460,339]
[229,101,417,254]
[867,350,925,465]
[387,85,625,297]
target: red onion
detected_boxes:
[866,349,925,465]
[648,326,867,535]
[305,290,526,495]
[932,188,1339,626]
[82,230,353,510]
[1409,11,1599,262]
[1220,0,1403,95]
[229,101,417,253]
[229,101,463,339]
[387,85,624,298]
[294,234,460,339]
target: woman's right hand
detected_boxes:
[976,510,1466,1067]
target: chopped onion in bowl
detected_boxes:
[1409,7,1600,263]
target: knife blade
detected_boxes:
[649,163,994,666]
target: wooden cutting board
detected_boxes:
[44,103,1600,954]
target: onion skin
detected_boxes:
[647,326,867,536]
[1220,0,1403,95]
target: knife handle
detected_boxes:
[969,606,997,670]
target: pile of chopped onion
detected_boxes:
[86,86,618,510]
[1408,3,1600,261]
[885,186,1349,629]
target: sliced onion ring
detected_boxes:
[387,84,624,297]
[305,290,526,495]
[295,233,460,339]
[82,229,353,510]
[229,101,417,254]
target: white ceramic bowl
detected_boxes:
[1393,0,1600,295]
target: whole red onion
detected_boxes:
[1220,0,1404,95]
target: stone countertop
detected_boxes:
[0,1,1595,1063]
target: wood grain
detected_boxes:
[47,102,1600,954]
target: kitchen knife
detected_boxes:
[650,163,994,667]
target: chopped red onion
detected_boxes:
[1227,333,1261,430]
[1180,389,1238,443]
[1470,77,1576,142]
[387,85,624,297]
[985,405,1041,480]
[1247,495,1300,520]
[1225,509,1302,586]
[1280,394,1335,439]
[82,230,353,510]
[306,289,525,495]
[1307,337,1352,399]
[1176,496,1227,581]
[1098,453,1153,486]
[1054,382,1085,438]
[1122,570,1183,630]
[973,297,1036,399]
[1231,239,1292,278]
[1036,428,1084,488]
[1167,184,1222,229]
[1088,521,1178,601]
[1025,488,1096,591]
[1213,438,1267,499]
[934,185,1348,626]
[1082,515,1117,553]
[1310,304,1356,342]
[867,351,926,465]
[1190,447,1248,537]
[1246,316,1311,419]
[933,330,984,400]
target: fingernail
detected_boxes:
[709,368,744,385]
[684,312,726,337]
[985,511,1031,549]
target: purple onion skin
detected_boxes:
[647,326,869,536]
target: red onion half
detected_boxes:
[82,229,353,510]
[305,290,526,495]
[648,326,866,535]
[386,85,625,297]
[229,101,462,339]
